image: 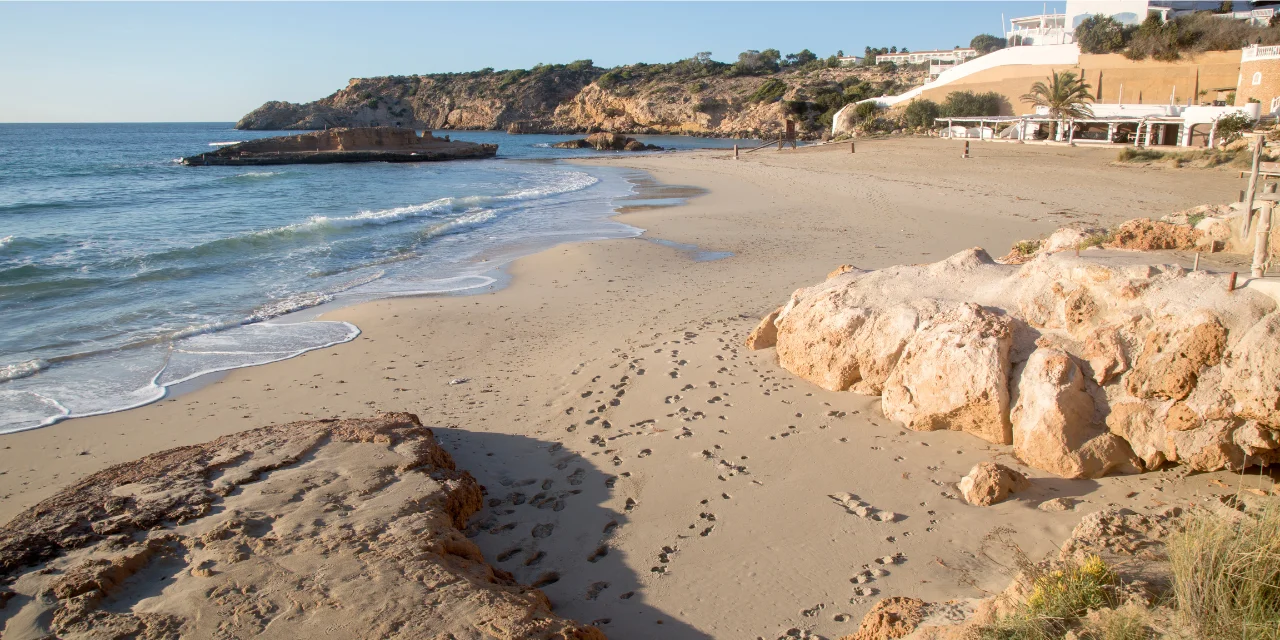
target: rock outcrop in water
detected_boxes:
[235,62,925,140]
[0,413,606,640]
[550,133,662,151]
[751,246,1280,479]
[181,127,496,166]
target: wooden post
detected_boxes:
[962,140,970,158]
[1194,251,1200,271]
[1228,271,1238,291]
[734,144,739,159]
[1242,133,1264,241]
[851,142,855,153]
[1253,183,1275,277]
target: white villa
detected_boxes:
[1006,1,1276,48]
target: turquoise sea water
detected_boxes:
[0,124,747,433]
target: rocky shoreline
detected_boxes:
[0,414,604,639]
[181,127,496,166]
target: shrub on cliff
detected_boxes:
[730,49,782,76]
[748,78,787,103]
[970,33,1007,55]
[1074,14,1134,54]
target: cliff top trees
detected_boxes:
[970,34,1007,55]
[1020,71,1094,119]
[1075,14,1134,54]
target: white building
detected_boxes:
[836,55,865,67]
[875,48,978,66]
[1007,1,1273,47]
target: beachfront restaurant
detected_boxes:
[937,102,1262,148]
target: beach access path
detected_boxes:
[0,138,1254,640]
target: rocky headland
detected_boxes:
[0,413,604,640]
[181,127,496,166]
[235,60,925,140]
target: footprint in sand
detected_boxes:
[497,547,523,562]
[585,582,610,600]
[532,572,560,588]
[568,468,585,485]
[638,449,652,458]
[531,523,555,538]
[619,591,635,600]
[624,498,637,512]
[524,551,545,566]
[605,475,617,488]
[603,519,618,534]
[588,545,609,563]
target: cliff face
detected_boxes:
[237,62,925,139]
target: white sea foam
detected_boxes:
[232,171,282,179]
[245,292,335,323]
[0,235,12,250]
[0,359,50,382]
[210,141,243,147]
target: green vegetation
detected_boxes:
[1169,505,1280,640]
[941,91,1006,117]
[1075,14,1132,54]
[977,555,1120,640]
[1020,71,1094,119]
[1012,239,1042,256]
[970,33,1007,55]
[1075,9,1280,61]
[903,98,941,128]
[747,78,787,103]
[1215,112,1257,145]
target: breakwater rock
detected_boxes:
[749,247,1280,479]
[181,127,496,166]
[0,413,606,639]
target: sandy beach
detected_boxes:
[2,138,1270,639]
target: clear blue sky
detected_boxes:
[0,1,1055,123]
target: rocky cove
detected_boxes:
[233,61,924,140]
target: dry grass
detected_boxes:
[977,555,1123,640]
[1168,505,1280,640]
[1116,146,1254,169]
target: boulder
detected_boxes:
[1125,311,1226,401]
[1012,348,1141,478]
[1222,311,1280,427]
[958,462,1031,506]
[1105,400,1166,469]
[882,303,1013,444]
[550,139,591,149]
[744,308,782,350]
[1042,226,1104,254]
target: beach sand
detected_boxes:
[1,138,1265,639]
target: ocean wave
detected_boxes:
[245,292,335,323]
[0,236,12,250]
[0,359,51,383]
[226,171,284,180]
[210,141,243,147]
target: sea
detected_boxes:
[0,123,749,434]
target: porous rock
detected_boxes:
[883,303,1013,444]
[0,413,606,640]
[958,461,1031,506]
[1012,348,1140,479]
[840,596,926,640]
[745,307,782,350]
[1221,311,1280,427]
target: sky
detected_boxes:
[0,1,1056,123]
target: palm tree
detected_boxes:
[1021,71,1095,140]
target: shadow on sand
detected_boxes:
[434,426,713,640]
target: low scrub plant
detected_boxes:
[978,555,1121,640]
[1169,505,1280,640]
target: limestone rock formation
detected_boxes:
[181,127,496,166]
[958,462,1031,506]
[745,308,782,350]
[1108,218,1202,251]
[882,303,1014,445]
[236,64,926,139]
[756,241,1279,478]
[0,414,606,640]
[840,596,927,639]
[1012,348,1140,479]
